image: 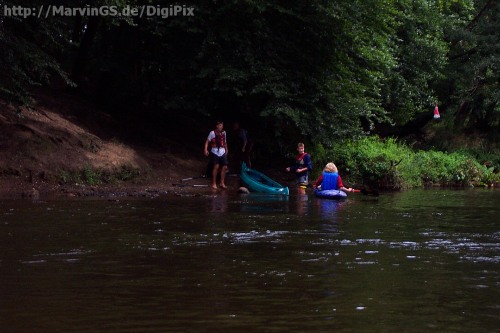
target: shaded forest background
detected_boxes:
[1,0,499,171]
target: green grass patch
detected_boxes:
[58,165,142,186]
[311,137,499,189]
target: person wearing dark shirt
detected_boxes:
[286,142,312,194]
[232,121,254,169]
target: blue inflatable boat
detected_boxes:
[313,189,347,200]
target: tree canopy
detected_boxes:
[1,0,498,151]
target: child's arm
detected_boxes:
[224,131,228,155]
[293,154,312,173]
[338,175,353,192]
[313,174,324,188]
[304,154,312,172]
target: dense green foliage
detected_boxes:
[443,0,500,136]
[0,1,75,106]
[313,136,499,189]
[1,0,498,155]
[382,0,450,125]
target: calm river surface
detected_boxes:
[1,188,498,332]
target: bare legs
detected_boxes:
[219,164,228,188]
[211,164,228,189]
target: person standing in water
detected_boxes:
[286,142,312,194]
[204,121,228,189]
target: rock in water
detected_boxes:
[238,187,250,194]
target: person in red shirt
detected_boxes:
[313,162,353,193]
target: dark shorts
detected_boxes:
[210,153,228,166]
[297,174,308,188]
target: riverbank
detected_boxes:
[2,89,498,199]
[0,173,244,200]
[0,89,244,199]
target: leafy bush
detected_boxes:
[58,169,80,184]
[83,165,102,186]
[413,151,483,186]
[316,136,499,189]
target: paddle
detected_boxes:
[172,183,209,187]
[353,188,379,196]
[180,174,238,182]
[336,180,379,196]
[180,175,207,182]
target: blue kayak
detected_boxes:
[314,189,347,200]
[240,162,289,195]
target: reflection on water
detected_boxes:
[0,189,499,332]
[209,192,228,213]
[237,193,289,214]
[295,193,309,215]
[315,198,343,218]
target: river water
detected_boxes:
[0,188,498,332]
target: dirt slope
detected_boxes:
[0,90,210,198]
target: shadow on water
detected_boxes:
[227,192,290,214]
